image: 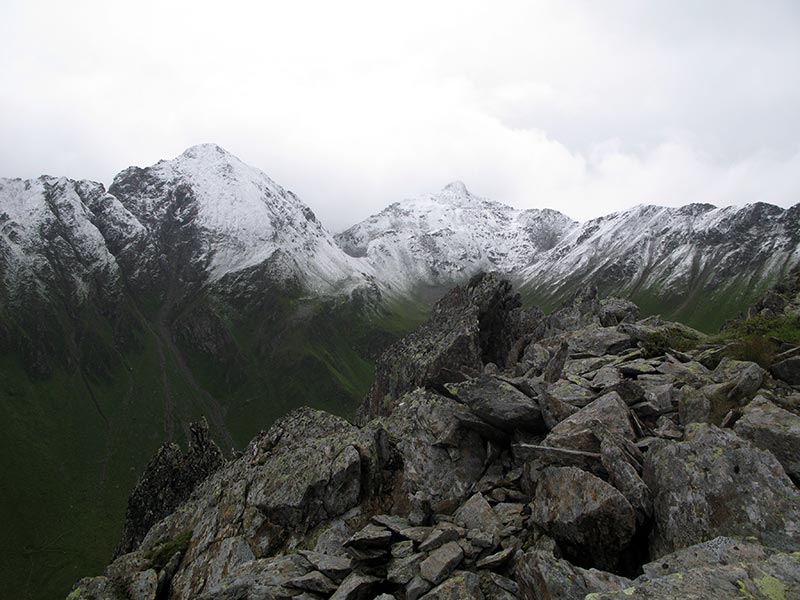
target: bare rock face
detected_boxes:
[105,408,388,600]
[530,466,637,571]
[115,418,224,557]
[358,272,524,421]
[644,423,800,558]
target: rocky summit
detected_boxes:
[69,272,800,600]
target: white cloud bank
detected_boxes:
[1,0,798,230]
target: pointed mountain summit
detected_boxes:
[105,144,370,297]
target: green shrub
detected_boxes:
[642,327,700,357]
[722,314,800,345]
[727,335,777,368]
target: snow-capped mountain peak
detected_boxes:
[109,145,369,293]
[335,183,576,292]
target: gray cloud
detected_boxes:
[1,0,798,231]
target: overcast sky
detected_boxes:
[1,1,799,231]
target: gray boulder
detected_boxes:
[771,355,800,385]
[598,297,640,326]
[385,389,489,513]
[734,395,800,481]
[564,325,634,357]
[519,342,550,377]
[516,550,631,600]
[600,437,652,526]
[588,551,800,600]
[445,376,545,432]
[543,392,636,454]
[537,388,580,430]
[640,536,769,579]
[530,466,636,570]
[644,423,800,558]
[419,542,464,585]
[453,493,503,536]
[544,379,596,407]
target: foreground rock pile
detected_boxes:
[70,273,800,599]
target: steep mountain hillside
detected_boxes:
[0,149,414,600]
[0,176,135,377]
[335,181,575,295]
[521,202,800,330]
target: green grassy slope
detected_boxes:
[0,295,427,600]
[521,271,781,333]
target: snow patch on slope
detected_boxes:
[0,176,124,303]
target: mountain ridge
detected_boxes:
[4,144,798,322]
[2,145,799,599]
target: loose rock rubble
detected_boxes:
[70,273,800,599]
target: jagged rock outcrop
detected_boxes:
[70,275,800,600]
[115,419,224,558]
[358,272,526,421]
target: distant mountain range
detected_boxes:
[1,143,798,600]
[4,143,797,326]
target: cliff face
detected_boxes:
[69,274,800,600]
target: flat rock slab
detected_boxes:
[345,524,392,549]
[565,325,634,357]
[445,376,544,432]
[419,542,464,585]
